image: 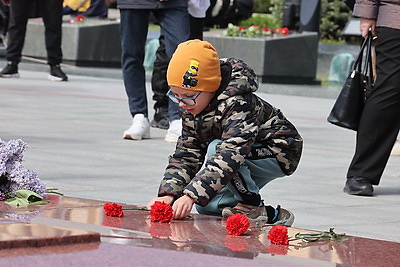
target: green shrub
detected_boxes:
[236,0,352,42]
[238,0,351,42]
[239,14,280,29]
[268,0,284,27]
[320,0,352,41]
[253,0,272,13]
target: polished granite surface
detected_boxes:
[0,195,399,266]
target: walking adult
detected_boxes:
[118,0,190,141]
[344,0,400,196]
[149,0,210,143]
[0,0,68,81]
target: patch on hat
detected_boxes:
[182,60,199,88]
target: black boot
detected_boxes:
[344,177,373,196]
[151,106,169,129]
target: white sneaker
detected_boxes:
[123,114,151,140]
[164,119,182,143]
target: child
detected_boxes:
[147,40,303,225]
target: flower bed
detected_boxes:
[204,29,320,84]
[224,23,290,38]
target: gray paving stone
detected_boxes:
[0,59,399,243]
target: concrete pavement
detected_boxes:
[1,59,399,243]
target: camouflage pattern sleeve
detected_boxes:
[157,117,208,200]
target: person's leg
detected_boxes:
[4,0,31,63]
[120,9,151,140]
[150,34,169,129]
[41,0,63,66]
[196,140,286,220]
[155,7,189,122]
[0,1,10,40]
[0,0,30,77]
[189,15,204,40]
[346,27,400,189]
[41,0,67,81]
[119,9,150,118]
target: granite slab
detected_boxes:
[0,195,399,266]
[0,217,100,250]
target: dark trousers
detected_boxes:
[151,34,169,111]
[120,7,189,119]
[6,0,63,65]
[151,15,205,114]
[347,27,400,185]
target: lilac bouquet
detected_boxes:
[0,138,47,201]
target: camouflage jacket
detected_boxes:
[158,58,303,207]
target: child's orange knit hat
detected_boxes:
[167,40,222,92]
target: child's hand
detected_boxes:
[172,195,196,220]
[146,195,174,210]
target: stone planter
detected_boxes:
[22,18,121,67]
[204,31,319,84]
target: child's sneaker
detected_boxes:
[222,202,295,226]
[0,62,20,78]
[123,114,151,140]
[276,205,295,227]
[222,202,268,222]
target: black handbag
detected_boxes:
[327,32,374,131]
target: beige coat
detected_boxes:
[353,0,400,30]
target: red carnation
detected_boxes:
[103,202,124,217]
[268,225,289,245]
[76,14,85,22]
[150,201,173,223]
[225,214,250,236]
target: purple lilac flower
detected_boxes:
[0,139,46,197]
[0,138,27,175]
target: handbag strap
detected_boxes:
[352,32,372,73]
[363,32,373,76]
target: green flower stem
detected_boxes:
[122,207,150,211]
[46,188,64,196]
[291,228,348,243]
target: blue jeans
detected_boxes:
[119,8,189,120]
[196,140,286,216]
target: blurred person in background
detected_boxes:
[0,0,67,81]
[344,0,400,196]
[118,0,189,141]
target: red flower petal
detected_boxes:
[225,214,250,236]
[268,225,289,245]
[76,15,85,22]
[103,202,124,217]
[150,201,173,223]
